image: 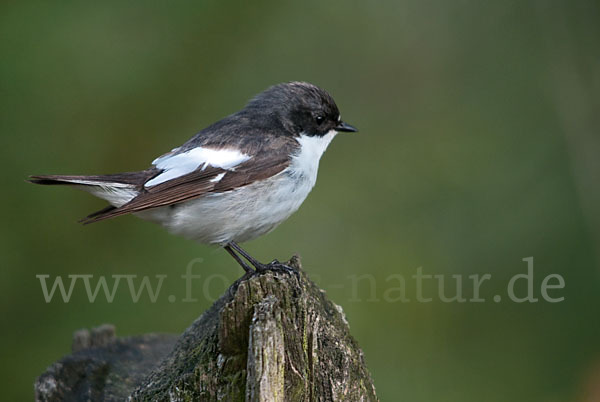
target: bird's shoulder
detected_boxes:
[177,112,300,157]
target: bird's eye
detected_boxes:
[315,115,324,124]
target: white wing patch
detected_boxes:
[209,172,226,183]
[151,147,181,166]
[145,147,250,188]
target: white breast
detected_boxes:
[288,130,337,185]
[139,130,338,244]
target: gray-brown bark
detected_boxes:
[35,256,378,401]
[35,326,177,401]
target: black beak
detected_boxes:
[336,121,358,133]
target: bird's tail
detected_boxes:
[28,172,152,187]
[28,171,157,222]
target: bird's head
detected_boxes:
[244,81,357,137]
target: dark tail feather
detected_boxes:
[28,175,85,185]
[79,205,118,224]
[29,175,121,224]
[29,171,158,187]
[29,171,160,224]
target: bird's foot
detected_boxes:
[225,242,300,278]
[255,259,299,278]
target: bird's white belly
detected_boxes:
[138,169,312,244]
[135,131,336,245]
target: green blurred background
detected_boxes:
[2,1,599,400]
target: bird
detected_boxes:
[29,81,357,274]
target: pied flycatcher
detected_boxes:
[30,82,357,274]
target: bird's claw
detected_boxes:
[255,260,299,278]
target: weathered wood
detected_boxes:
[35,327,177,402]
[35,256,378,401]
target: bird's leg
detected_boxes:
[227,241,297,276]
[227,242,266,269]
[224,244,254,274]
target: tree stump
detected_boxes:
[35,256,378,401]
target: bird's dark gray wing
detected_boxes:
[80,144,296,224]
